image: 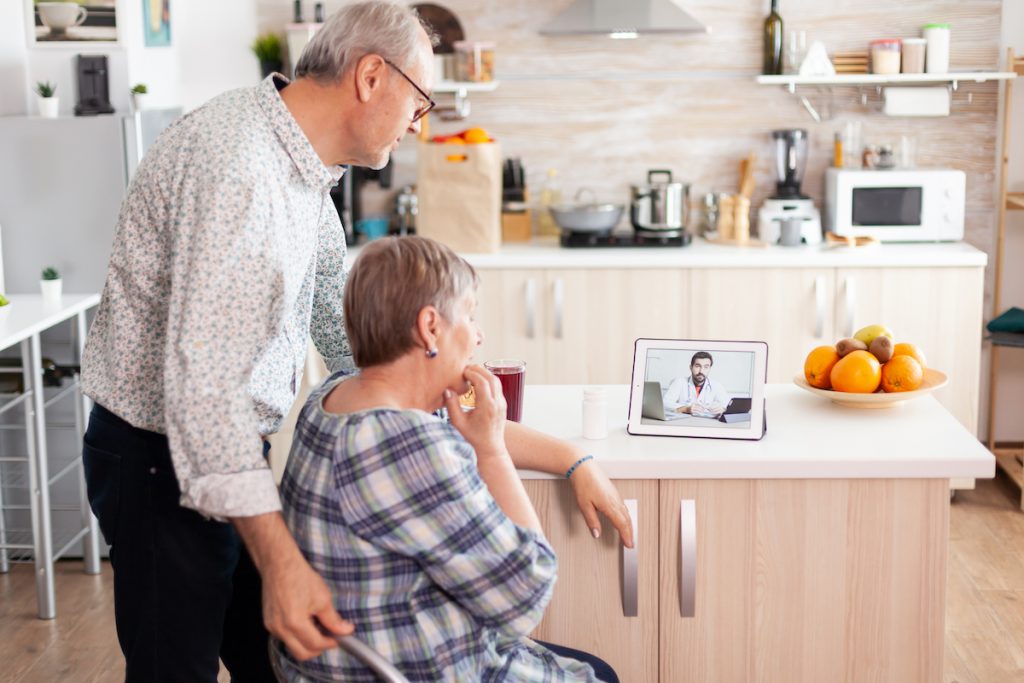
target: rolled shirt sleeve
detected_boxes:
[336,415,558,638]
[163,179,282,518]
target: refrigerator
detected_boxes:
[0,109,181,559]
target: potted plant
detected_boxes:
[36,81,58,119]
[130,83,148,113]
[251,33,283,78]
[40,267,62,304]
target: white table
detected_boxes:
[518,384,995,480]
[0,294,101,619]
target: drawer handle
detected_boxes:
[525,278,537,339]
[844,276,857,338]
[622,498,638,617]
[680,499,696,618]
[814,275,826,339]
[552,278,564,339]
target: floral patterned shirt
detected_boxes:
[81,75,351,518]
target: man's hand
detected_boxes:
[233,513,354,661]
[568,462,635,548]
[675,405,692,414]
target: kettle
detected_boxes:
[630,169,690,235]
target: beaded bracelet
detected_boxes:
[565,455,594,479]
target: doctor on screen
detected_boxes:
[663,351,731,417]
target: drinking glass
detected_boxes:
[899,135,917,168]
[787,30,807,74]
[484,360,526,422]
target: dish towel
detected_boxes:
[987,307,1024,334]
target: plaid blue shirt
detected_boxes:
[275,371,598,682]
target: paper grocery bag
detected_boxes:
[416,141,502,253]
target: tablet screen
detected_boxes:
[640,347,756,429]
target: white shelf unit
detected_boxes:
[756,71,1017,91]
[433,80,500,93]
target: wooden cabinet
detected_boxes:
[688,269,835,383]
[524,477,949,682]
[476,269,687,384]
[835,267,984,433]
[523,479,660,683]
[657,478,948,682]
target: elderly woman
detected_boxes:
[273,237,621,682]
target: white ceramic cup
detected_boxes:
[38,3,88,34]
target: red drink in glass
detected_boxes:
[484,360,526,422]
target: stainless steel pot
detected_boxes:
[630,169,690,234]
[549,188,624,233]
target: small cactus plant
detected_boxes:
[41,267,60,281]
[36,82,56,98]
[130,83,148,94]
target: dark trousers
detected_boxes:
[535,640,620,683]
[82,403,275,683]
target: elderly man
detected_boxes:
[80,2,632,681]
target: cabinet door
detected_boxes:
[523,479,659,683]
[689,269,835,382]
[659,479,948,682]
[547,268,688,384]
[475,269,548,383]
[835,267,984,433]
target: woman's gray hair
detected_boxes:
[295,1,439,82]
[344,236,480,368]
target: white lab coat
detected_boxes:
[663,375,731,414]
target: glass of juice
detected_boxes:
[483,359,526,422]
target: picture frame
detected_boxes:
[27,0,120,46]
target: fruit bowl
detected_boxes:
[793,368,948,409]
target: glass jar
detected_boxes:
[923,23,951,74]
[870,39,901,75]
[901,37,926,73]
[453,41,496,82]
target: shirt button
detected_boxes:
[149,467,157,475]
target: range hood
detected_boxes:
[540,0,709,38]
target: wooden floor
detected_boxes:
[2,474,1024,682]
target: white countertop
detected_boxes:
[347,238,987,269]
[0,294,101,350]
[517,384,994,480]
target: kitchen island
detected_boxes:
[517,384,993,682]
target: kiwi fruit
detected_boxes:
[869,336,894,363]
[836,338,867,357]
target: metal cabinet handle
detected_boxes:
[552,278,564,339]
[525,278,537,339]
[844,276,857,338]
[814,275,826,339]
[680,499,697,618]
[622,498,638,617]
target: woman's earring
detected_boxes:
[426,347,438,359]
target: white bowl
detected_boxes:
[792,368,948,409]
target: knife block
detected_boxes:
[501,208,532,242]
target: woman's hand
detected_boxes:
[444,365,508,460]
[569,463,635,548]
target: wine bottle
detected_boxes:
[763,0,784,75]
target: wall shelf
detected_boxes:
[433,80,500,94]
[756,71,1017,92]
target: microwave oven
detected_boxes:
[824,168,965,242]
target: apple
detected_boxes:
[853,324,894,347]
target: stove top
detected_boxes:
[560,230,692,248]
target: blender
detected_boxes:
[758,129,823,245]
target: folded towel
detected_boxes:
[987,307,1024,334]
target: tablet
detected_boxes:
[627,339,768,440]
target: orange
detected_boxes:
[880,355,923,392]
[804,345,841,389]
[892,342,927,370]
[444,136,466,145]
[829,350,882,393]
[462,127,491,144]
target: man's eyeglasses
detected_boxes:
[383,58,435,123]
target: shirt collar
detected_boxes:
[256,74,346,190]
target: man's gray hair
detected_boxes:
[295,1,439,82]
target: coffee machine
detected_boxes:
[330,158,393,244]
[757,129,823,245]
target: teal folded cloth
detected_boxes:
[987,307,1024,333]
